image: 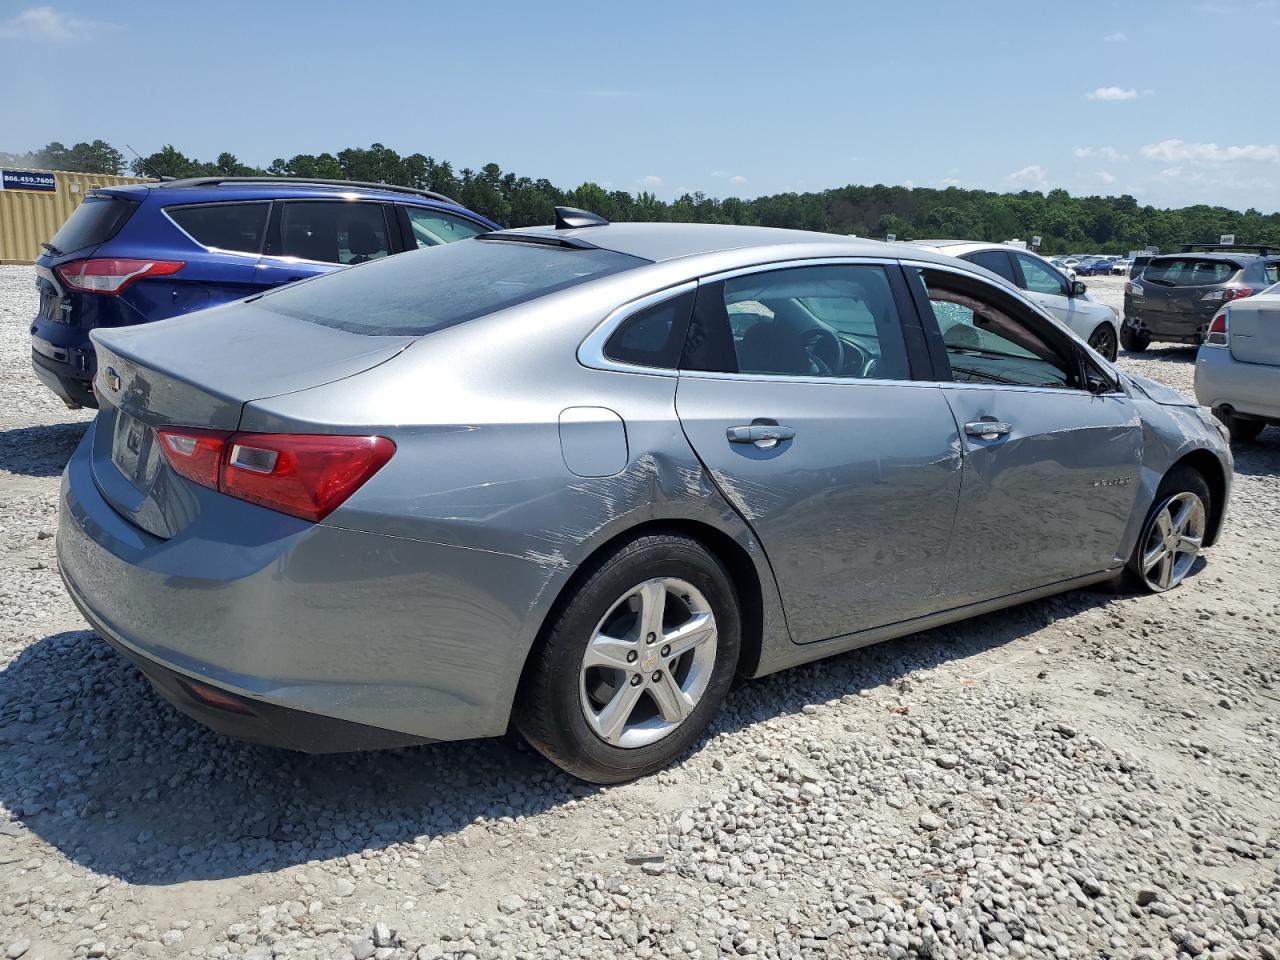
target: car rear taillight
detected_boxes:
[56,258,185,294]
[1205,310,1230,346]
[1126,281,1144,297]
[1202,287,1254,302]
[156,428,395,522]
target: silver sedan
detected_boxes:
[58,210,1233,782]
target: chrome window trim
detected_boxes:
[161,200,272,258]
[577,281,699,377]
[577,256,902,378]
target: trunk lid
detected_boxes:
[88,300,412,538]
[1228,296,1280,366]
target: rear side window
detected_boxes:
[965,250,1017,284]
[605,291,695,368]
[167,202,269,254]
[1265,262,1280,285]
[279,201,391,264]
[259,238,649,336]
[49,195,138,254]
[682,264,911,380]
[1144,258,1238,286]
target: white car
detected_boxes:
[1195,283,1280,442]
[1049,257,1078,281]
[1112,258,1133,276]
[906,241,1121,359]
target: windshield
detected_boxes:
[49,194,138,255]
[258,238,649,336]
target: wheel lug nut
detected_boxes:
[626,651,637,663]
[630,674,642,686]
[646,632,657,644]
[651,671,662,682]
[660,645,670,657]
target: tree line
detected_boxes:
[4,139,1279,255]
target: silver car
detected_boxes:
[58,211,1233,783]
[1195,283,1280,442]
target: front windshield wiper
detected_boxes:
[41,241,62,256]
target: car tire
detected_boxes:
[1087,322,1119,361]
[514,532,741,784]
[1119,324,1150,353]
[1214,407,1266,444]
[1122,466,1211,594]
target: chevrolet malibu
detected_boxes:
[58,211,1233,783]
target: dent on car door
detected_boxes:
[673,262,962,644]
[909,266,1142,604]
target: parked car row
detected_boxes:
[46,207,1234,781]
[31,178,500,408]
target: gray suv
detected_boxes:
[1122,244,1280,351]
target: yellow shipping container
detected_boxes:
[0,167,151,264]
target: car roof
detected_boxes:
[495,222,901,263]
[93,180,481,215]
[902,239,1034,257]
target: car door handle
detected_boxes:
[727,423,796,449]
[964,420,1012,440]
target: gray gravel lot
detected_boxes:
[1,266,1277,959]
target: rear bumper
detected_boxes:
[1123,300,1214,342]
[31,347,98,408]
[1195,345,1280,421]
[56,422,558,750]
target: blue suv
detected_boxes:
[31,177,501,408]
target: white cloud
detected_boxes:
[729,175,747,184]
[1087,86,1140,101]
[1140,139,1280,164]
[710,170,728,178]
[1095,171,1117,184]
[940,178,961,187]
[1007,165,1050,189]
[638,175,663,187]
[1073,145,1129,161]
[1103,31,1127,42]
[0,6,108,41]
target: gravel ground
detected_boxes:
[1,267,1277,960]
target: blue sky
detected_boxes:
[3,0,1279,211]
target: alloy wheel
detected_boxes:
[1089,324,1117,361]
[1140,491,1206,591]
[579,577,718,748]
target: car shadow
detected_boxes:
[0,585,1124,886]
[0,421,89,477]
[1230,428,1280,476]
[1120,345,1197,363]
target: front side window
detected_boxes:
[405,207,488,248]
[1016,254,1069,296]
[683,264,910,381]
[167,202,269,254]
[279,201,391,264]
[918,269,1074,389]
[965,250,1017,284]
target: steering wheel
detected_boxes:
[803,328,844,376]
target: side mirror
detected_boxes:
[1071,280,1088,297]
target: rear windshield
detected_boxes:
[258,238,649,336]
[49,194,138,254]
[1143,257,1240,286]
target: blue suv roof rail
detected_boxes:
[155,176,461,207]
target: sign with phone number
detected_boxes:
[1,169,57,192]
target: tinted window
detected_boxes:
[605,291,694,368]
[1265,262,1280,285]
[918,269,1072,389]
[260,238,647,336]
[49,195,137,254]
[683,264,910,380]
[279,201,391,264]
[1016,253,1069,296]
[167,202,269,254]
[406,207,488,248]
[1143,258,1238,286]
[965,250,1017,284]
